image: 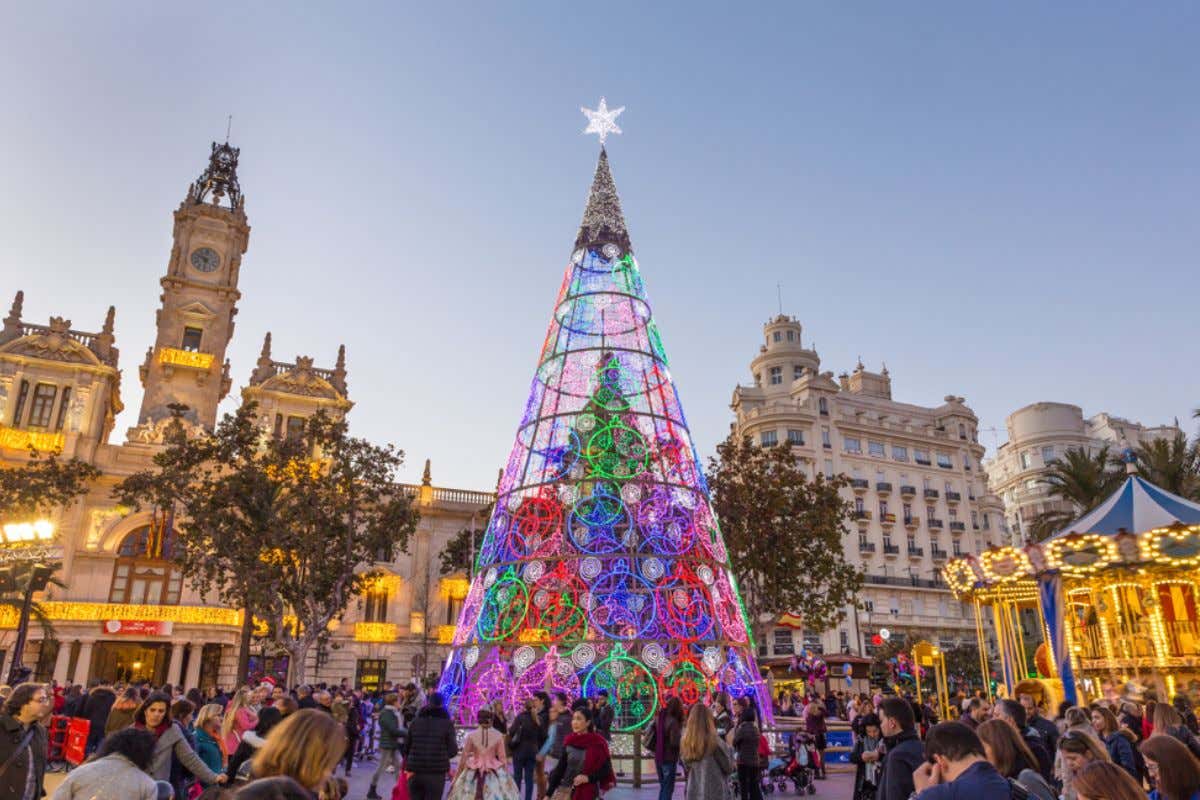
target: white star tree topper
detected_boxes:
[581,97,624,144]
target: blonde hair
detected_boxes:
[221,687,253,741]
[680,703,718,763]
[195,703,223,733]
[253,708,347,792]
[1154,702,1184,732]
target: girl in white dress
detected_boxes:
[448,710,521,800]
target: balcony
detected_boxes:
[900,485,917,496]
[880,513,897,527]
[858,541,876,554]
[946,492,962,503]
[923,489,940,499]
[851,479,870,491]
[907,545,924,558]
[865,574,945,590]
[915,458,932,466]
[973,523,981,531]
[949,521,966,532]
[928,519,945,529]
[931,547,949,561]
[882,544,900,556]
[876,482,892,493]
[904,516,920,529]
[852,510,872,521]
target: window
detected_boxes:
[878,500,888,516]
[773,331,781,343]
[839,630,849,649]
[793,365,803,380]
[923,477,932,490]
[787,429,804,446]
[760,430,778,447]
[903,503,912,521]
[1041,446,1055,464]
[769,366,782,385]
[802,632,823,654]
[54,387,71,432]
[110,526,182,605]
[786,330,795,342]
[1020,451,1032,469]
[949,507,958,521]
[363,588,389,623]
[285,415,306,439]
[821,427,831,448]
[958,423,966,439]
[892,445,908,461]
[944,482,953,494]
[983,513,990,530]
[936,452,953,469]
[854,497,865,513]
[824,460,834,478]
[971,511,979,528]
[863,600,875,612]
[181,327,203,352]
[818,397,828,416]
[868,440,885,458]
[914,448,930,465]
[844,437,861,454]
[12,380,29,425]
[772,628,794,655]
[858,533,869,548]
[27,384,57,428]
[273,413,283,439]
[952,540,962,556]
[926,505,936,519]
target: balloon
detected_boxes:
[845,675,853,686]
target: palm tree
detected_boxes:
[0,562,63,676]
[1136,431,1200,500]
[1028,445,1124,540]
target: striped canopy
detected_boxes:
[1049,475,1200,540]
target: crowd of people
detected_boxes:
[846,689,1200,800]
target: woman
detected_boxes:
[545,708,614,800]
[976,719,1057,800]
[253,708,347,800]
[1118,702,1145,743]
[805,695,828,779]
[447,709,520,800]
[712,693,733,739]
[731,707,763,800]
[229,706,285,782]
[1059,729,1112,800]
[490,700,509,735]
[105,687,141,734]
[1091,706,1138,780]
[62,684,85,717]
[194,704,228,787]
[132,691,225,787]
[849,713,884,800]
[648,696,683,800]
[680,703,733,800]
[330,694,359,777]
[1153,703,1200,758]
[50,727,161,800]
[1140,735,1200,800]
[169,698,199,800]
[1072,761,1149,800]
[222,688,259,754]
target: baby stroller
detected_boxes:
[775,732,817,795]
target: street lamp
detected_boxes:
[0,518,61,685]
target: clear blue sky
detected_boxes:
[2,3,1197,489]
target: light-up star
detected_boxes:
[581,97,624,144]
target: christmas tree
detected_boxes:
[437,143,769,731]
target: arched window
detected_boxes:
[109,525,182,605]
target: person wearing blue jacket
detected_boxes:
[1091,706,1139,780]
[913,722,1012,800]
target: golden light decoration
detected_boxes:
[0,602,242,628]
[360,573,402,595]
[1140,526,1200,567]
[1044,534,1121,575]
[518,627,550,644]
[943,559,980,594]
[437,624,456,644]
[0,426,64,453]
[2,519,55,544]
[354,622,398,642]
[158,347,214,369]
[264,458,324,483]
[979,547,1033,584]
[439,576,470,600]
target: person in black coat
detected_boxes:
[877,697,925,800]
[509,697,545,800]
[402,692,458,800]
[993,699,1053,783]
[80,679,117,754]
[0,683,50,800]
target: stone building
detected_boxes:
[985,401,1179,544]
[0,142,492,690]
[730,314,1005,658]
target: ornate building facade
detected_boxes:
[0,143,492,690]
[730,315,1006,659]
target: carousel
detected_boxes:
[944,454,1200,706]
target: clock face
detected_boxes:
[190,247,220,273]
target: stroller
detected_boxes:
[767,732,817,795]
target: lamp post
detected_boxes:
[0,519,61,685]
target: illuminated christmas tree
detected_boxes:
[438,115,769,731]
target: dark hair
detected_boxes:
[925,722,985,762]
[1141,735,1200,800]
[860,713,881,729]
[275,696,298,717]
[1056,700,1072,719]
[133,692,173,726]
[477,709,493,727]
[171,699,195,720]
[96,727,157,771]
[426,692,445,709]
[1074,761,1151,800]
[255,706,284,737]
[977,719,1038,778]
[4,683,46,717]
[534,691,549,707]
[573,706,595,729]
[1091,705,1119,736]
[571,698,589,712]
[878,697,915,730]
[232,776,316,799]
[597,689,609,698]
[553,692,568,707]
[996,699,1027,729]
[665,696,684,721]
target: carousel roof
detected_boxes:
[1048,475,1200,540]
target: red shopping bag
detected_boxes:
[391,771,412,800]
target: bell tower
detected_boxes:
[129,142,250,441]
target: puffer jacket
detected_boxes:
[402,705,458,774]
[378,705,404,751]
[731,720,760,767]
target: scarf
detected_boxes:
[135,720,170,740]
[562,731,612,800]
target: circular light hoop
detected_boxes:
[588,565,658,640]
[942,559,979,594]
[585,422,650,481]
[979,547,1034,583]
[553,291,652,338]
[1044,534,1120,574]
[508,649,582,710]
[583,647,658,732]
[660,657,711,706]
[710,570,749,644]
[1142,526,1200,566]
[569,488,630,555]
[530,565,589,644]
[477,571,530,641]
[510,495,564,559]
[655,565,715,642]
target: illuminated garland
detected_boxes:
[437,205,767,730]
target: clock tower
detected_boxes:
[129,142,250,441]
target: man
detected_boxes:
[913,721,1012,800]
[297,684,317,710]
[0,683,51,800]
[509,695,545,800]
[403,691,457,800]
[532,691,550,799]
[993,698,1053,782]
[543,692,571,770]
[594,689,614,741]
[1019,693,1059,754]
[876,696,924,800]
[961,697,989,730]
[79,678,116,755]
[316,690,334,713]
[368,692,405,800]
[400,683,421,728]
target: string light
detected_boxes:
[354,622,398,643]
[158,347,215,369]
[0,426,63,452]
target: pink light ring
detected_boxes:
[452,580,487,647]
[507,647,582,711]
[553,292,652,338]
